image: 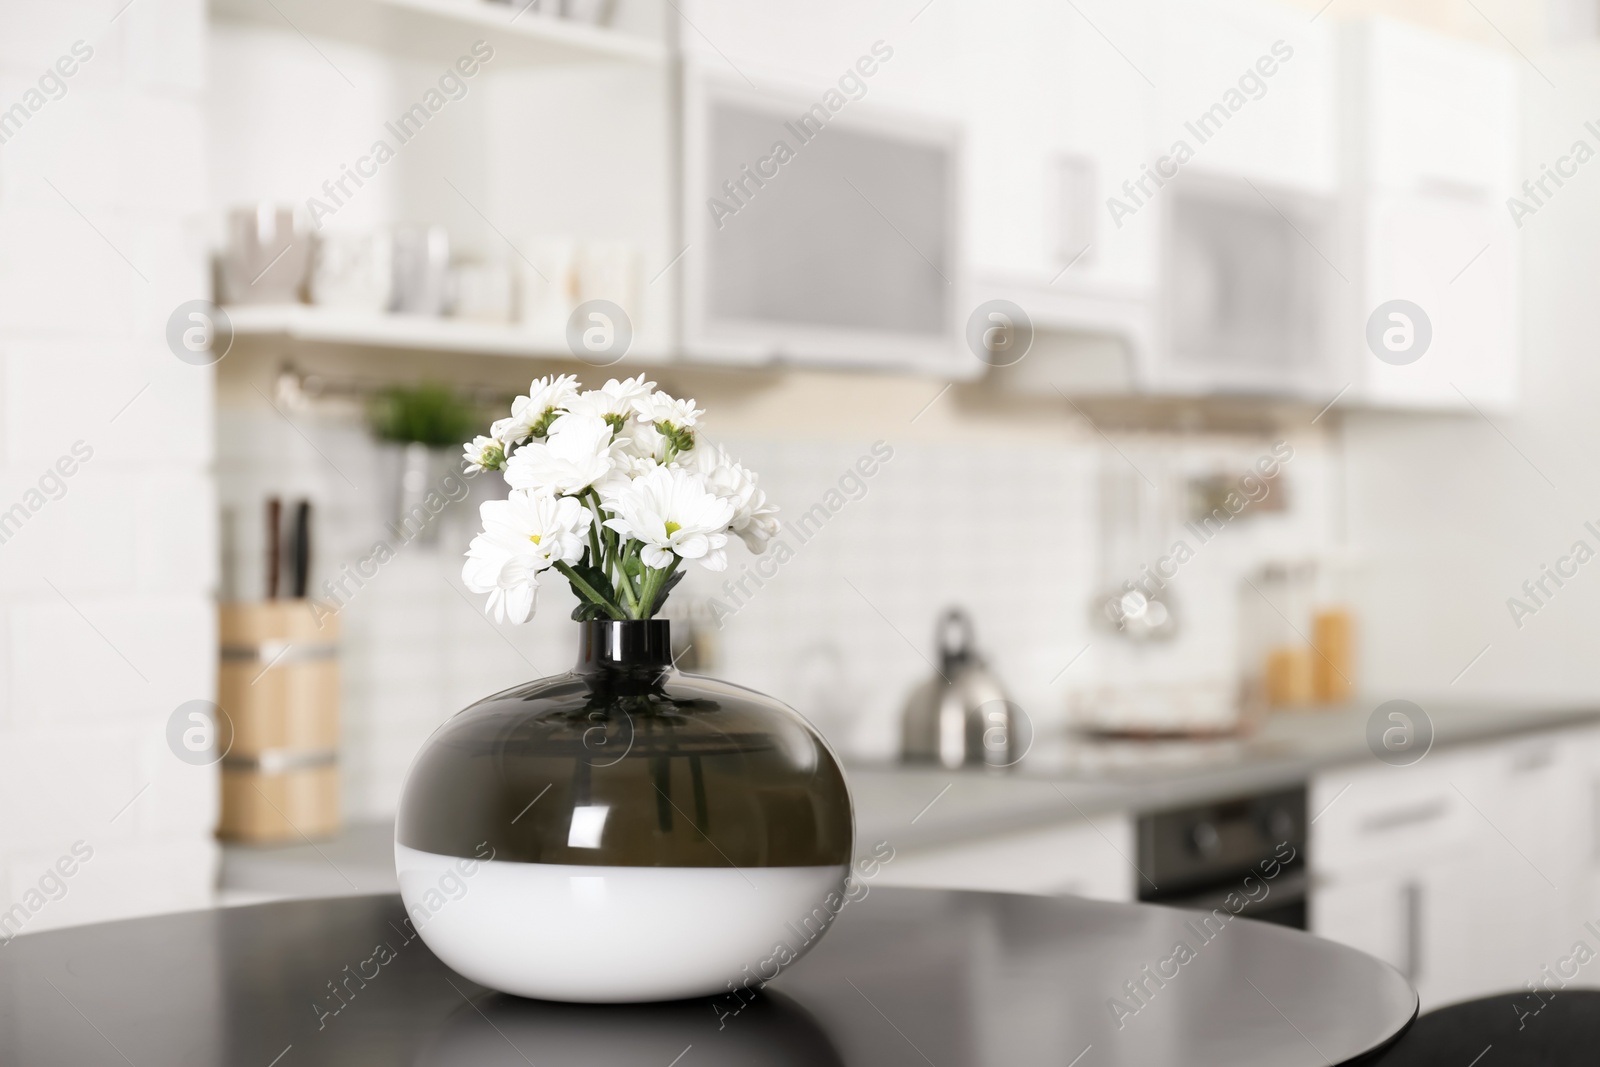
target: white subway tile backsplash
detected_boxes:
[102,366,214,467]
[0,202,142,337]
[0,461,140,597]
[0,0,215,930]
[215,401,1332,819]
[0,5,123,71]
[136,466,217,595]
[9,595,214,730]
[114,94,208,214]
[0,92,204,216]
[0,728,145,853]
[4,342,159,461]
[7,836,218,933]
[122,0,205,93]
[135,728,219,840]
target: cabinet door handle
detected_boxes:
[1402,881,1424,984]
[1512,747,1555,774]
[1592,780,1600,864]
[1360,799,1448,835]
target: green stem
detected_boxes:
[614,541,643,617]
[634,571,657,620]
[582,491,605,569]
[603,530,619,592]
[635,557,681,619]
[552,560,624,619]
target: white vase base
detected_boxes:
[395,844,849,1002]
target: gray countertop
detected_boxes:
[849,701,1600,853]
[221,702,1600,900]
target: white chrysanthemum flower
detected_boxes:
[732,485,780,553]
[497,374,581,446]
[602,465,735,572]
[614,419,670,466]
[683,444,781,553]
[462,491,591,623]
[504,413,620,496]
[634,391,703,430]
[565,374,657,424]
[462,435,506,474]
[634,391,702,457]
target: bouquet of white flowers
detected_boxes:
[460,374,779,623]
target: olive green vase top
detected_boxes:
[397,620,854,868]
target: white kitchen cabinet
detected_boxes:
[1470,732,1589,969]
[665,2,1523,396]
[1311,863,1491,1006]
[1340,17,1520,412]
[1344,19,1520,197]
[988,0,1160,296]
[683,0,1162,367]
[1150,0,1337,196]
[1559,728,1600,972]
[875,815,1135,901]
[1347,190,1518,410]
[1313,725,1596,1009]
[1310,754,1493,1008]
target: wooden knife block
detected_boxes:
[217,602,340,843]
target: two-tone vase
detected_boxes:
[395,619,854,1002]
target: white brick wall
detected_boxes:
[214,394,1334,821]
[0,0,218,936]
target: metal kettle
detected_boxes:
[900,609,1018,769]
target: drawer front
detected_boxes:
[874,815,1135,901]
[1311,750,1482,875]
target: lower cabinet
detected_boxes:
[875,815,1136,901]
[869,721,1600,1010]
[1311,725,1600,1010]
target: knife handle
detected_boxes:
[291,501,311,599]
[265,497,282,600]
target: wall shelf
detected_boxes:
[210,0,668,68]
[226,304,669,363]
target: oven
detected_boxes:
[1136,785,1308,929]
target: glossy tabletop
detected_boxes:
[0,887,1415,1066]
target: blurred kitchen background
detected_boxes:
[7,0,1600,1014]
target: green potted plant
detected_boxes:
[367,384,479,545]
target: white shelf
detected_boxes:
[226,304,669,362]
[210,0,668,67]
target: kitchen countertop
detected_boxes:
[219,701,1600,903]
[850,701,1600,853]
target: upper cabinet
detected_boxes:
[1150,0,1338,197]
[1346,18,1520,196]
[1350,188,1519,410]
[1339,19,1521,411]
[208,0,1523,401]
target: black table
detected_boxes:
[0,887,1415,1066]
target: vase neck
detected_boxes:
[576,619,673,674]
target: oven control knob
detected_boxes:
[1189,821,1221,859]
[1264,807,1296,844]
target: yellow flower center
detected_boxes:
[528,533,542,545]
[664,521,682,537]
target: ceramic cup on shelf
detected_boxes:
[395,619,855,1003]
[391,225,452,316]
[561,0,615,24]
[516,237,576,336]
[574,240,638,313]
[490,0,560,15]
[309,230,394,313]
[450,262,515,324]
[219,203,311,305]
